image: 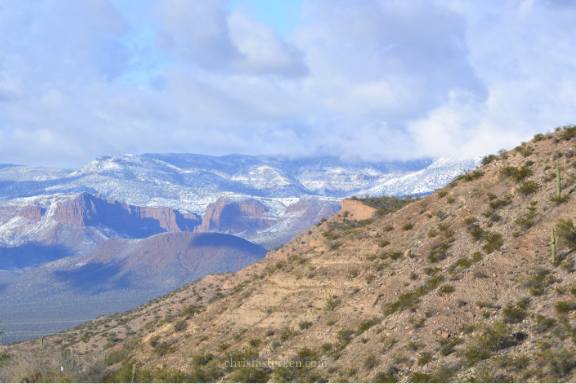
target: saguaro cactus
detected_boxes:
[556,164,561,199]
[550,228,560,263]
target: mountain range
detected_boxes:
[3,129,575,382]
[0,153,478,343]
[0,153,478,247]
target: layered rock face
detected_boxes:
[339,199,377,220]
[53,193,201,238]
[196,197,276,233]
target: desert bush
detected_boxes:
[298,321,313,330]
[556,219,576,249]
[462,322,516,365]
[359,318,381,333]
[541,347,576,379]
[325,296,341,311]
[554,301,576,314]
[174,320,188,332]
[502,306,526,323]
[533,133,545,142]
[483,232,504,253]
[438,337,463,356]
[373,368,398,383]
[532,315,557,334]
[438,285,454,295]
[378,239,390,247]
[350,195,416,216]
[524,268,555,296]
[515,143,533,157]
[481,154,498,165]
[402,222,413,231]
[383,275,445,315]
[366,274,377,284]
[365,354,379,369]
[518,180,539,195]
[417,352,432,366]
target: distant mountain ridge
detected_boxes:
[0,154,477,212]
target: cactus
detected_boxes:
[550,228,560,263]
[556,163,561,199]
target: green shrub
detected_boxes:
[541,347,576,378]
[472,251,483,262]
[556,219,576,249]
[462,322,515,365]
[502,306,526,323]
[483,232,504,253]
[518,181,539,195]
[438,285,454,295]
[366,274,377,284]
[359,318,381,333]
[384,225,394,231]
[438,337,463,356]
[417,352,432,366]
[350,195,416,216]
[481,154,498,165]
[402,222,414,231]
[446,196,456,204]
[559,124,576,140]
[378,239,390,247]
[325,296,341,311]
[174,320,188,332]
[365,354,379,369]
[298,321,312,330]
[533,315,557,334]
[383,275,445,316]
[248,338,261,347]
[373,369,398,383]
[554,301,576,314]
[337,329,355,344]
[438,191,448,198]
[515,143,533,157]
[524,268,555,296]
[533,133,545,142]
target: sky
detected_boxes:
[0,0,576,167]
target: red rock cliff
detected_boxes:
[53,193,200,238]
[196,197,276,233]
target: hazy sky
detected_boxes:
[0,0,575,167]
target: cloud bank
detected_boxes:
[0,0,575,167]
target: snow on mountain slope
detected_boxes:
[357,157,481,197]
[0,155,476,216]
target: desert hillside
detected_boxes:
[3,128,576,382]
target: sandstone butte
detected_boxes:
[4,128,576,382]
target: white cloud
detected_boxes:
[0,0,575,167]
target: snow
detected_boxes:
[0,154,480,218]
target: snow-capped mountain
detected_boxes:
[0,154,477,214]
[0,154,480,248]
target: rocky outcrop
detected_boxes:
[17,206,45,220]
[196,197,276,233]
[53,193,200,238]
[340,199,376,220]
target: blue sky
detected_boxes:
[0,0,575,167]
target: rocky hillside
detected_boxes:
[0,232,266,345]
[3,128,576,382]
